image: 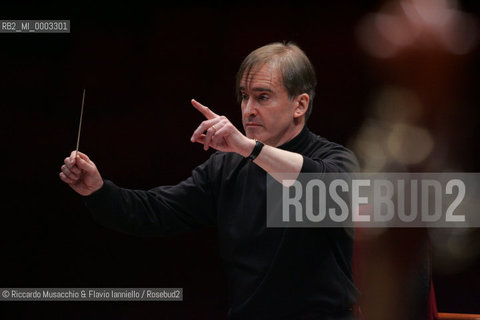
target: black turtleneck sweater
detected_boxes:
[84,126,359,319]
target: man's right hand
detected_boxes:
[59,151,104,196]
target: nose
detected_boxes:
[243,99,258,117]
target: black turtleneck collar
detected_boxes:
[277,126,311,153]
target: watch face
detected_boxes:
[247,140,264,161]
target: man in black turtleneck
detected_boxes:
[60,42,359,320]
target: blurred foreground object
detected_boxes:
[352,1,479,319]
[357,0,478,58]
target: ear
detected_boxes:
[293,93,309,119]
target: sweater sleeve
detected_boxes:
[83,156,217,237]
[300,141,359,174]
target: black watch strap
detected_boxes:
[246,139,264,162]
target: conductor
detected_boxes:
[60,42,358,320]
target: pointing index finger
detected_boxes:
[191,99,218,120]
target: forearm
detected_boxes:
[84,180,170,236]
[254,145,303,183]
[239,139,303,184]
[84,180,209,237]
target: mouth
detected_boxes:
[245,123,263,127]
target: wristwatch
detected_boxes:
[246,139,264,162]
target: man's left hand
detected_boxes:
[190,99,255,157]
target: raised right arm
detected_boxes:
[60,151,217,237]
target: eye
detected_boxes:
[258,94,269,101]
[240,92,249,101]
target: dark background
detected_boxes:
[1,0,479,318]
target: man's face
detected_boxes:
[240,63,299,147]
